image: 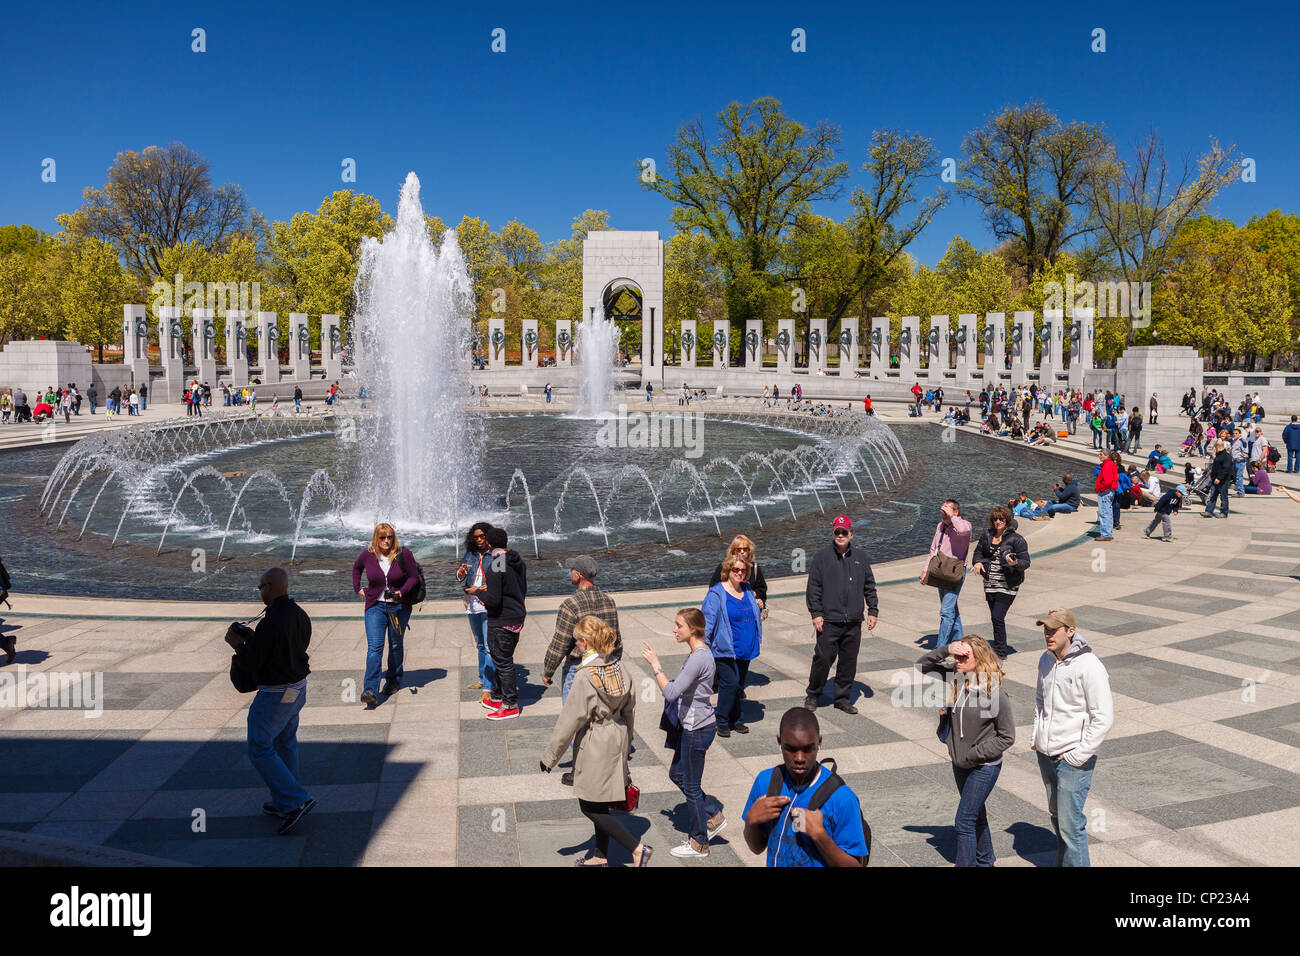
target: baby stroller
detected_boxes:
[1187,464,1213,506]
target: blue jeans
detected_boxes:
[1037,752,1096,867]
[1112,493,1122,529]
[139,395,146,411]
[247,683,311,812]
[1204,480,1231,516]
[1288,449,1299,472]
[364,601,409,696]
[1044,502,1076,516]
[937,571,965,647]
[1090,428,1101,448]
[1234,460,1246,495]
[560,657,578,702]
[953,762,1001,867]
[1097,490,1114,536]
[669,724,723,844]
[467,611,493,688]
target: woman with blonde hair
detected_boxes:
[542,615,650,866]
[703,553,763,737]
[707,535,768,614]
[917,634,1014,866]
[351,523,420,707]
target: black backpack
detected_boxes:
[0,555,11,594]
[765,757,871,865]
[400,549,426,606]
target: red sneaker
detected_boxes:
[486,706,519,721]
[481,695,503,710]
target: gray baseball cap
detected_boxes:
[569,555,598,579]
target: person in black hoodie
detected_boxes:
[224,567,316,834]
[971,506,1031,659]
[483,527,527,720]
[1202,440,1234,518]
[917,634,1014,866]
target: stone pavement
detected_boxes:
[2,456,1298,866]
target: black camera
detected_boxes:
[229,621,255,642]
[382,587,398,603]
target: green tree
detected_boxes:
[647,97,849,325]
[959,102,1111,280]
[73,142,252,279]
[62,237,140,361]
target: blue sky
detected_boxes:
[1,0,1296,265]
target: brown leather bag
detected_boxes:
[924,523,965,588]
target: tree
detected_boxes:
[62,238,140,361]
[1087,129,1238,343]
[265,190,393,328]
[959,103,1110,280]
[74,143,252,279]
[1242,210,1300,333]
[664,231,726,360]
[647,97,849,325]
[823,131,948,323]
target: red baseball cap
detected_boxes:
[832,515,852,530]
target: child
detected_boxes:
[1144,485,1187,542]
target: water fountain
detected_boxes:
[575,312,620,416]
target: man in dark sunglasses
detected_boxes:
[804,516,879,715]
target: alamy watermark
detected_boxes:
[1043,274,1151,329]
[0,666,104,717]
[150,273,262,316]
[595,403,704,459]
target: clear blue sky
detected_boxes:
[2,0,1296,265]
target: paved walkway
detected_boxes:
[2,421,1299,864]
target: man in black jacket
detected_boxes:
[224,567,316,834]
[1202,440,1235,518]
[483,527,528,720]
[804,516,879,715]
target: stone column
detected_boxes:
[521,319,539,368]
[711,320,730,368]
[1068,308,1094,391]
[898,316,920,382]
[776,318,796,374]
[955,314,977,385]
[489,316,507,370]
[839,318,860,377]
[257,312,281,385]
[1010,311,1033,385]
[982,314,1006,384]
[680,319,697,369]
[289,313,311,381]
[122,304,150,388]
[225,312,249,386]
[321,314,341,383]
[744,319,763,369]
[555,319,574,367]
[192,308,217,385]
[867,317,887,377]
[158,306,185,403]
[808,318,828,372]
[1039,308,1062,390]
[927,315,950,383]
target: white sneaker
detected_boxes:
[670,839,710,858]
[706,814,727,839]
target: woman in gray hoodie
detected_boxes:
[917,635,1015,866]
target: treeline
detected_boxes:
[1,100,1296,369]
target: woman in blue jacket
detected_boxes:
[702,554,763,737]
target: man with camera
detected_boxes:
[225,567,316,834]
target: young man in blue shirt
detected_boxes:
[742,708,868,867]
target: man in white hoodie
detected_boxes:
[1032,607,1114,867]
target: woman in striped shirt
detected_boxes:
[970,506,1031,659]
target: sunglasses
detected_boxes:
[833,530,850,537]
[952,654,970,663]
[379,535,394,541]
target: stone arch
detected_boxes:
[581,231,663,385]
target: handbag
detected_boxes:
[924,524,965,589]
[614,781,640,812]
[227,609,266,694]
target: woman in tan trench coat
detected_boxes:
[541,615,651,866]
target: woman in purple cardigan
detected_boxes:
[352,523,420,707]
